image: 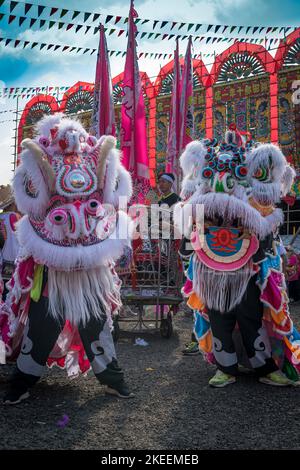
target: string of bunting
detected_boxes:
[0,11,293,46]
[0,0,298,38]
[0,85,70,99]
[0,35,222,60]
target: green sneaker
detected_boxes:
[209,369,236,388]
[182,341,199,356]
[259,370,294,387]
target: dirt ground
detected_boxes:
[0,304,300,450]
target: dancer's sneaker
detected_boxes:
[259,370,294,386]
[182,341,199,356]
[209,369,236,388]
[106,382,135,399]
[3,385,30,405]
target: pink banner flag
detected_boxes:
[121,0,149,190]
[91,24,116,137]
[179,36,194,152]
[166,39,181,185]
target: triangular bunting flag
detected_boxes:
[23,41,29,48]
[230,26,236,33]
[84,13,91,23]
[118,30,125,36]
[195,24,202,32]
[49,21,55,29]
[253,26,259,34]
[66,23,74,31]
[141,32,147,39]
[40,19,46,28]
[222,26,228,33]
[207,25,213,32]
[154,33,160,39]
[115,16,121,24]
[162,33,168,40]
[8,15,16,24]
[72,11,80,20]
[153,20,159,29]
[10,1,18,13]
[142,19,149,24]
[47,44,54,50]
[109,28,115,35]
[31,42,38,48]
[215,25,221,33]
[83,48,90,54]
[38,5,45,17]
[259,27,265,33]
[171,21,177,30]
[62,46,69,52]
[93,13,100,22]
[105,15,113,23]
[14,39,20,47]
[187,23,194,32]
[161,21,168,29]
[24,3,32,15]
[178,23,185,30]
[60,9,68,18]
[54,45,60,51]
[50,8,58,16]
[58,22,64,30]
[40,43,46,50]
[76,25,83,33]
[238,26,243,33]
[246,26,251,34]
[85,26,91,34]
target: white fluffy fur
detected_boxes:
[97,135,116,189]
[193,257,254,313]
[35,113,64,138]
[103,148,133,206]
[16,211,134,271]
[247,144,288,204]
[281,165,296,197]
[13,149,51,217]
[175,192,282,239]
[48,266,121,326]
[180,140,206,175]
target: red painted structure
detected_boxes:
[18,29,300,186]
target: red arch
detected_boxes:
[18,94,59,155]
[112,71,154,99]
[209,42,276,84]
[60,81,94,113]
[153,58,210,95]
[275,28,300,70]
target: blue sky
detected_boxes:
[0,0,299,184]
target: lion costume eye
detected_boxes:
[253,166,269,182]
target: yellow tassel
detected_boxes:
[30,264,44,302]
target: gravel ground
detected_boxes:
[1,304,300,450]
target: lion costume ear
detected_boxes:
[97,136,132,206]
[179,140,207,200]
[13,139,56,217]
[282,164,296,197]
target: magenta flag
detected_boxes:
[91,24,116,137]
[166,39,181,186]
[179,36,194,152]
[121,0,149,184]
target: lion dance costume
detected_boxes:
[176,128,300,387]
[0,114,134,403]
